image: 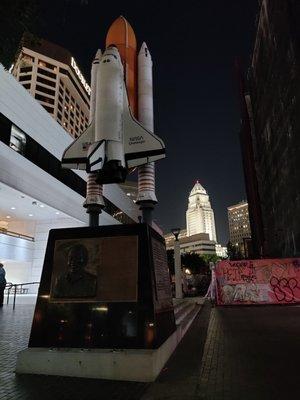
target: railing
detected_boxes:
[0,228,34,242]
[5,282,40,310]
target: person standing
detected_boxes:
[0,263,6,307]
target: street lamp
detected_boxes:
[171,227,183,299]
[171,227,181,241]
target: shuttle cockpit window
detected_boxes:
[10,125,26,154]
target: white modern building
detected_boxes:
[0,64,139,292]
[186,181,217,241]
[215,244,228,258]
[11,34,90,138]
[164,231,217,256]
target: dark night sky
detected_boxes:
[38,0,259,244]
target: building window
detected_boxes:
[67,71,90,107]
[22,83,31,89]
[37,68,56,79]
[42,105,54,114]
[22,54,34,63]
[36,75,56,88]
[19,74,32,82]
[10,125,26,154]
[36,84,55,96]
[38,60,56,70]
[20,66,32,73]
[59,67,68,75]
[35,93,55,105]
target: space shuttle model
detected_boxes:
[62,44,165,185]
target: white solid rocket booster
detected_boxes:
[84,49,104,209]
[89,49,101,123]
[137,42,157,204]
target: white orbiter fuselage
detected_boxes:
[62,46,165,184]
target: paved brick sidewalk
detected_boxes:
[0,304,146,400]
[2,301,300,400]
[141,302,211,400]
[196,305,300,400]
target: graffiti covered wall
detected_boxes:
[216,258,300,305]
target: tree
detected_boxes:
[227,241,243,260]
[201,254,220,265]
[181,252,209,275]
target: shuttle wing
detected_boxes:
[62,122,95,170]
[123,87,165,169]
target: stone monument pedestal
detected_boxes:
[16,224,177,381]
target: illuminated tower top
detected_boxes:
[186,181,217,241]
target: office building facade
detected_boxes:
[243,0,300,256]
[164,232,217,256]
[11,35,90,138]
[228,201,251,255]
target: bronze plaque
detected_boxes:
[152,238,173,311]
[50,236,138,302]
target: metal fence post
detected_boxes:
[13,285,17,310]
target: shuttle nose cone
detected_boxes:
[138,42,152,61]
[102,46,121,63]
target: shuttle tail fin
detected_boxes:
[62,122,95,170]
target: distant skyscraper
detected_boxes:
[186,181,217,241]
[11,34,90,138]
[227,201,251,255]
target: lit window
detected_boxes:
[10,125,26,154]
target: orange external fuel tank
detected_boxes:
[106,16,138,118]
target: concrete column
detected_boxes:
[174,240,183,299]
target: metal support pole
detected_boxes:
[174,240,183,299]
[6,286,10,305]
[87,204,102,227]
[89,213,99,227]
[13,285,17,310]
[139,201,155,225]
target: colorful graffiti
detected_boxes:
[216,258,300,305]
